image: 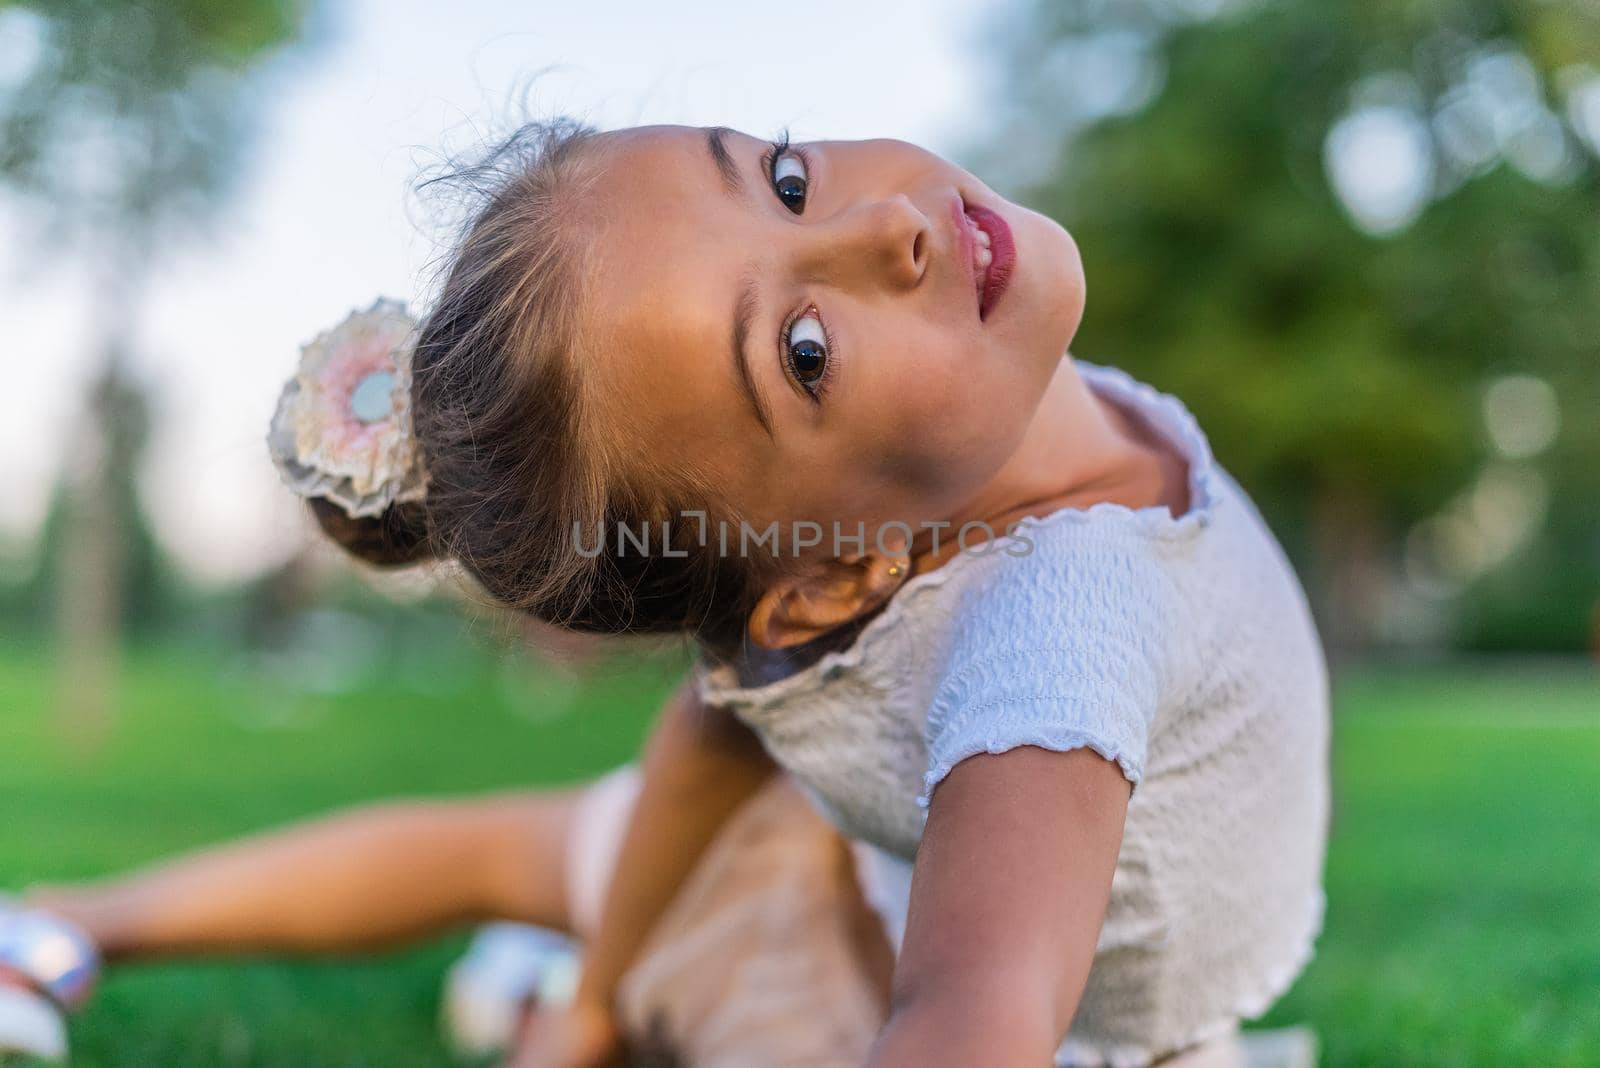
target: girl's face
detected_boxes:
[581,125,1085,541]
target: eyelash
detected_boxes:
[763,132,834,402]
[762,130,815,197]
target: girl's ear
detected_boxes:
[746,552,911,649]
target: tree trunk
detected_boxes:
[54,357,125,745]
[1307,485,1388,675]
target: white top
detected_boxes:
[694,361,1330,1067]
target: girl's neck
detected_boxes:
[915,358,1191,571]
[729,360,1191,682]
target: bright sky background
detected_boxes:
[0,0,999,584]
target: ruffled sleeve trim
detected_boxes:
[917,723,1144,810]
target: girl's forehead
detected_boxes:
[585,127,729,235]
[585,130,737,315]
[591,124,733,167]
[577,128,774,477]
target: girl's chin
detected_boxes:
[1019,273,1086,363]
[1046,231,1087,343]
[1013,211,1084,326]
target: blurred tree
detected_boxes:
[974,0,1600,656]
[0,0,311,732]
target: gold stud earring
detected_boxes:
[887,558,908,579]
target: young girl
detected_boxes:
[4,117,1328,1067]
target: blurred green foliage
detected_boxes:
[0,0,316,698]
[978,0,1600,650]
[0,0,310,242]
[13,370,177,634]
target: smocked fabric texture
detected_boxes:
[694,360,1331,1068]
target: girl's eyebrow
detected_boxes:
[705,126,745,199]
[704,128,774,438]
[731,271,775,439]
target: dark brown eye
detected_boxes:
[785,312,829,394]
[772,152,808,214]
[789,338,825,383]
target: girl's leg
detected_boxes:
[23,785,589,960]
[593,774,895,1067]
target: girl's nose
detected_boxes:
[799,194,930,293]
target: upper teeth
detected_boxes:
[970,216,993,274]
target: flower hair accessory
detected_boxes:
[268,297,428,519]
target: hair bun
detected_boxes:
[308,496,433,568]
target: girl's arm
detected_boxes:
[866,745,1131,1066]
[565,676,778,1029]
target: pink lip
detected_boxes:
[964,204,1015,320]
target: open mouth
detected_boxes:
[962,202,1016,321]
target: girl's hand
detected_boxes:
[502,995,623,1068]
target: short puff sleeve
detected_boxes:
[919,533,1173,808]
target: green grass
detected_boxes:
[1260,664,1600,1067]
[2,640,1597,1066]
[0,631,676,1068]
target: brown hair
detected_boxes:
[312,120,767,659]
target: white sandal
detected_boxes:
[441,922,580,1058]
[0,983,67,1062]
[0,899,101,1062]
